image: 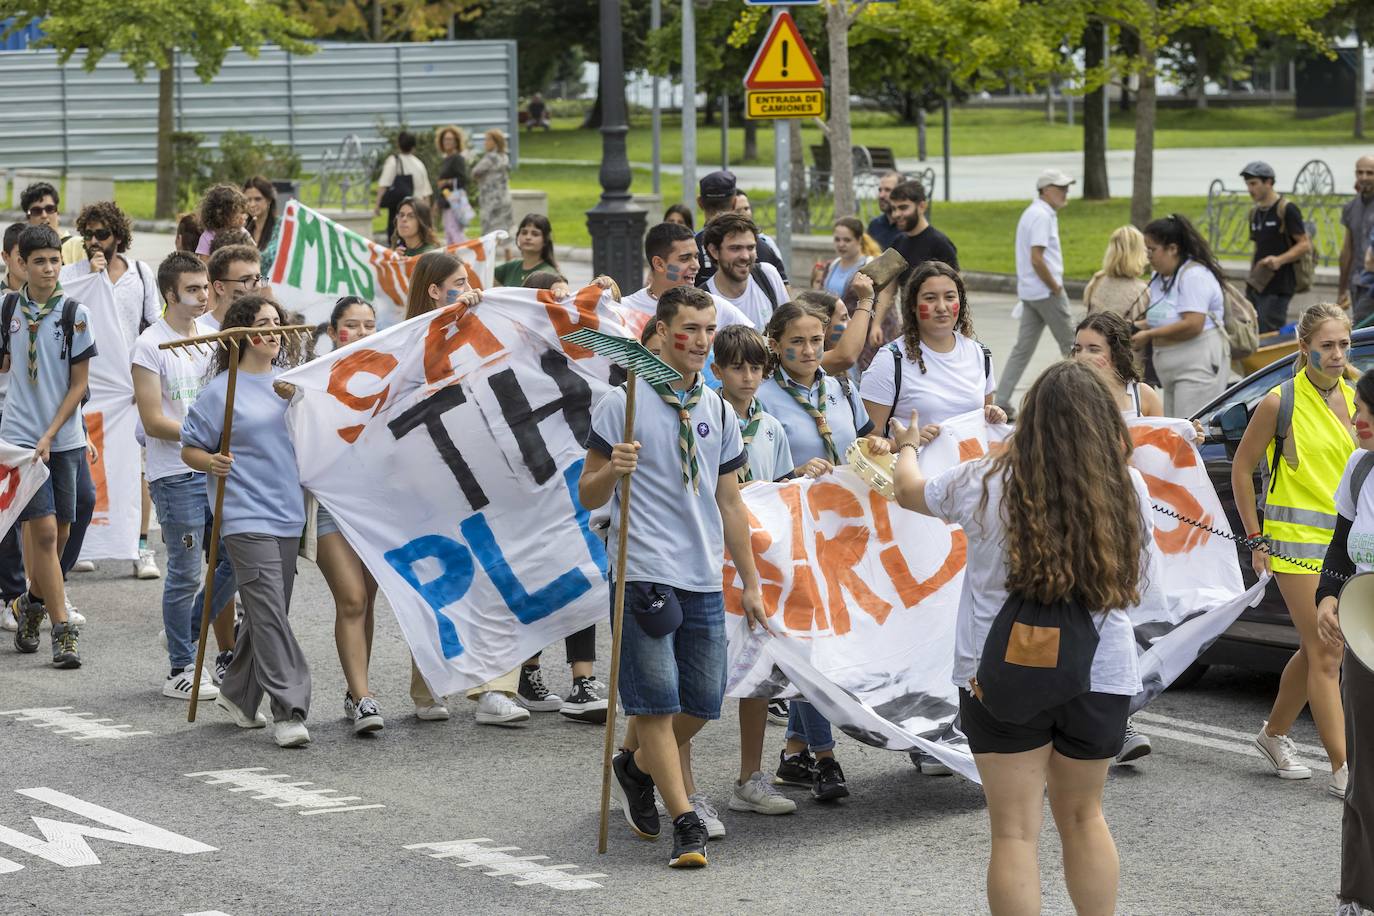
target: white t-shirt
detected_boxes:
[859,334,995,431]
[130,317,218,481]
[378,152,433,200]
[1146,261,1224,332]
[1336,450,1374,572]
[705,262,787,330]
[619,287,754,331]
[1014,198,1063,301]
[61,258,161,349]
[924,459,1146,696]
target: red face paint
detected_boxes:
[950,302,960,320]
[337,329,351,343]
[673,332,688,351]
[917,304,932,321]
[1359,420,1372,441]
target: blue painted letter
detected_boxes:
[384,535,473,658]
[460,513,593,624]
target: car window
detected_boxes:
[1199,343,1374,426]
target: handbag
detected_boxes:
[379,155,414,212]
[973,591,1100,724]
[451,188,476,226]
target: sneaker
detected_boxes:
[213,650,234,685]
[343,692,358,720]
[668,812,708,868]
[354,696,384,735]
[1254,722,1313,779]
[62,597,85,627]
[728,771,797,815]
[1329,763,1349,800]
[910,752,953,776]
[13,595,43,653]
[688,792,725,840]
[559,675,609,724]
[474,691,529,726]
[50,621,81,669]
[134,548,161,580]
[1336,900,1365,916]
[515,664,563,712]
[414,703,451,721]
[273,718,310,748]
[774,748,817,787]
[214,692,267,728]
[0,598,17,631]
[812,756,850,802]
[767,698,789,726]
[610,749,660,840]
[72,559,95,573]
[163,664,218,700]
[158,628,168,651]
[1116,718,1153,764]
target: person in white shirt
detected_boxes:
[996,169,1076,414]
[374,131,434,245]
[204,245,265,332]
[620,221,754,338]
[700,213,787,331]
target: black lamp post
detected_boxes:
[586,0,647,291]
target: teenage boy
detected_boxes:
[20,181,83,265]
[0,225,28,622]
[580,285,767,869]
[701,213,788,331]
[694,170,787,287]
[2,226,97,668]
[1241,161,1312,333]
[133,252,239,700]
[205,245,264,330]
[621,222,753,335]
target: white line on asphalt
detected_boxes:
[0,707,153,740]
[1133,711,1328,760]
[405,839,605,891]
[185,768,384,816]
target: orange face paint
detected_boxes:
[1358,420,1372,441]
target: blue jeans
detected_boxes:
[19,446,83,523]
[149,472,236,669]
[786,700,836,753]
[613,583,727,720]
[60,449,94,576]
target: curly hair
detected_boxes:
[197,183,248,234]
[1075,311,1141,385]
[75,201,132,253]
[212,294,295,376]
[982,361,1145,611]
[434,124,466,154]
[900,260,974,375]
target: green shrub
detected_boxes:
[213,131,303,185]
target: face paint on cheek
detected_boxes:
[1358,420,1372,441]
[337,329,351,343]
[783,347,798,362]
[664,264,682,282]
[950,302,960,320]
[828,323,847,342]
[917,304,932,321]
[673,332,688,352]
[445,288,461,305]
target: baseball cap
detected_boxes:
[699,170,738,202]
[1240,160,1275,180]
[1035,168,1076,190]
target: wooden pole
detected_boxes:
[597,368,637,855]
[188,339,240,723]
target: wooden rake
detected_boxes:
[158,324,315,723]
[560,328,682,855]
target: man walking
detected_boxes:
[996,169,1076,414]
[695,171,787,288]
[867,170,905,250]
[1242,161,1311,333]
[20,181,83,265]
[1340,155,1374,324]
[701,214,788,331]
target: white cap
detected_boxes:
[1036,168,1076,191]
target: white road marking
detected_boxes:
[184,912,234,915]
[185,768,384,816]
[0,707,152,740]
[405,839,606,891]
[1134,711,1329,761]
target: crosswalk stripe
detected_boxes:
[1134,711,1328,760]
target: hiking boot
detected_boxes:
[51,620,81,669]
[13,594,43,653]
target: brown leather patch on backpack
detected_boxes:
[1006,622,1060,668]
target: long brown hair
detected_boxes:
[405,251,464,319]
[1075,311,1141,385]
[984,360,1145,611]
[900,260,975,375]
[394,197,437,251]
[763,301,828,376]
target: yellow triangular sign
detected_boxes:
[743,12,824,90]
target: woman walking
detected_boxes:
[1083,226,1149,317]
[494,214,557,287]
[392,198,439,256]
[434,125,471,245]
[812,217,878,298]
[472,129,514,260]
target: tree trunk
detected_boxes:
[826,1,857,219]
[703,92,716,127]
[372,0,383,41]
[1130,64,1157,229]
[1194,40,1208,110]
[743,117,758,162]
[1357,34,1367,140]
[1045,80,1055,123]
[155,64,177,220]
[1082,23,1109,200]
[581,84,603,129]
[917,107,928,161]
[789,118,808,234]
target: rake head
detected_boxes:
[158,324,316,360]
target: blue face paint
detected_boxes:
[828,323,847,343]
[664,263,683,282]
[1310,349,1322,370]
[446,288,461,305]
[784,347,798,362]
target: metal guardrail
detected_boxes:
[1204,159,1349,267]
[316,134,370,211]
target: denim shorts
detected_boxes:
[613,582,727,720]
[19,446,85,523]
[316,503,340,539]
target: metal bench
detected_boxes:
[1204,159,1348,267]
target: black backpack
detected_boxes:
[974,591,1101,724]
[1,292,83,362]
[881,340,994,436]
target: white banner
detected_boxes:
[0,438,49,543]
[281,286,627,696]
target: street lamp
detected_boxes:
[586,0,647,291]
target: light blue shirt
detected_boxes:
[182,369,305,538]
[824,260,863,298]
[0,289,96,452]
[736,401,793,483]
[756,368,873,465]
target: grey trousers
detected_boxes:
[995,289,1075,410]
[221,533,311,723]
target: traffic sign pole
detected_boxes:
[772,7,791,267]
[682,0,697,210]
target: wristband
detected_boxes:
[1247,530,1262,540]
[899,442,919,457]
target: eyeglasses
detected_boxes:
[223,274,266,288]
[27,204,57,218]
[81,228,113,242]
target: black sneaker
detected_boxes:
[13,595,44,654]
[559,675,608,724]
[1116,718,1152,764]
[51,621,81,669]
[214,650,234,684]
[611,750,660,840]
[668,811,708,868]
[812,756,850,802]
[774,748,816,787]
[767,698,789,726]
[515,665,563,712]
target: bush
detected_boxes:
[173,131,303,211]
[171,131,213,211]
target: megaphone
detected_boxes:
[1338,572,1374,673]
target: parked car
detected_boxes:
[1185,328,1374,682]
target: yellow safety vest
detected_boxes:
[1263,372,1356,574]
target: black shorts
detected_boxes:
[959,688,1130,760]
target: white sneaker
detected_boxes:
[0,599,16,632]
[728,771,797,815]
[1254,722,1313,779]
[1329,763,1349,800]
[135,548,161,580]
[214,692,267,728]
[688,792,725,839]
[163,664,219,701]
[72,559,95,573]
[273,718,311,748]
[414,703,450,721]
[158,628,168,650]
[354,696,384,735]
[63,599,85,627]
[474,691,530,726]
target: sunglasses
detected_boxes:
[27,204,57,217]
[81,228,113,242]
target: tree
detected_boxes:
[282,1,481,42]
[820,1,875,220]
[1080,21,1110,199]
[1319,1,1374,138]
[1,1,316,219]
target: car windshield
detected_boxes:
[1198,341,1374,428]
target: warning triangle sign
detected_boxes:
[743,12,824,90]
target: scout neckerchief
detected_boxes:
[773,367,838,463]
[19,283,62,384]
[737,398,763,484]
[651,374,705,493]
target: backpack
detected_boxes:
[750,264,779,312]
[1257,378,1299,509]
[1252,198,1316,294]
[973,590,1101,725]
[881,340,993,436]
[1,292,83,362]
[1220,277,1260,359]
